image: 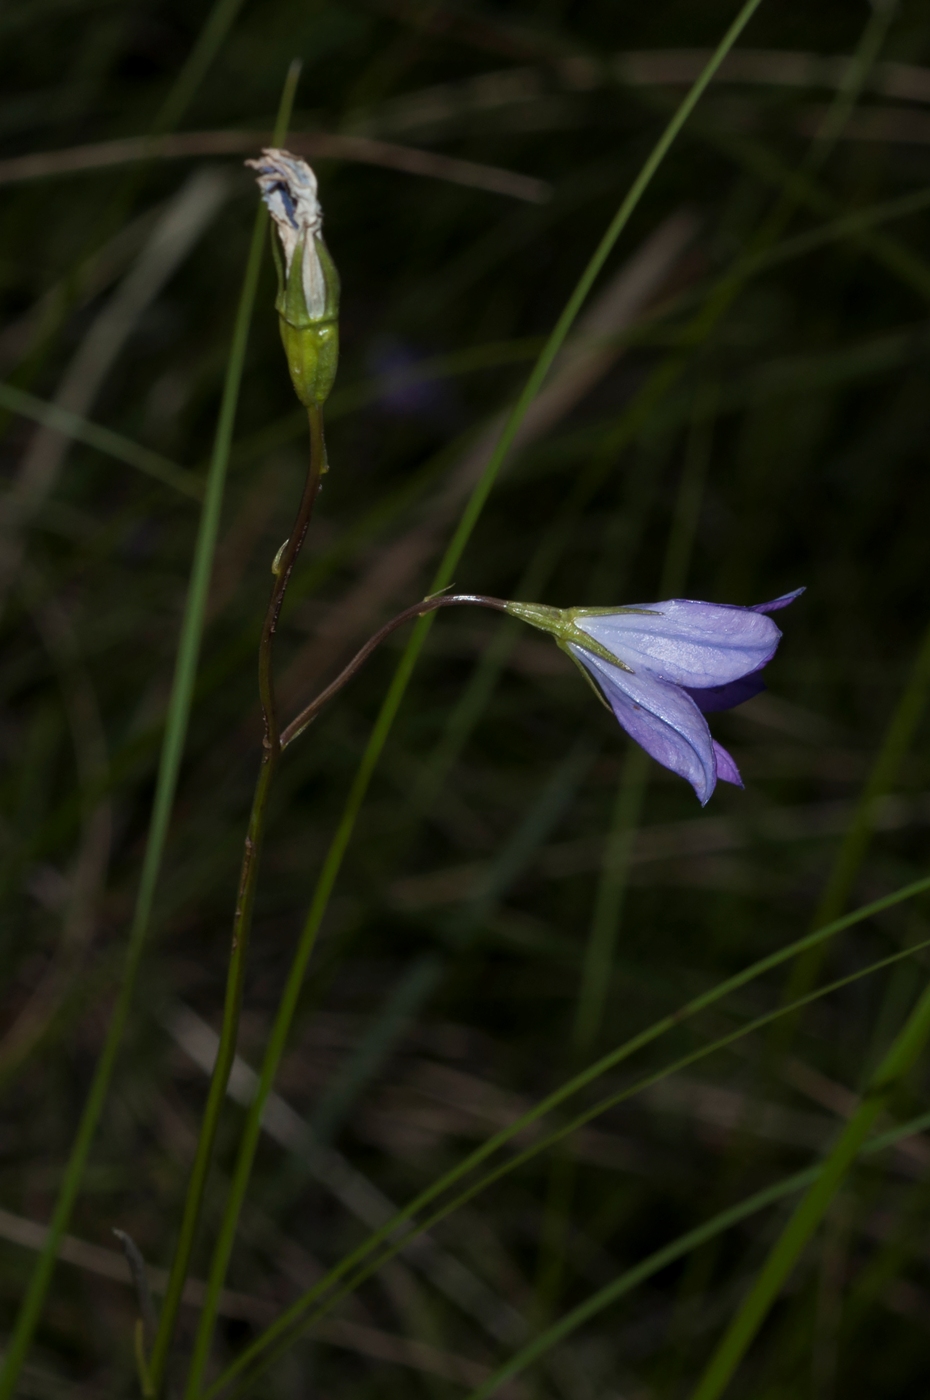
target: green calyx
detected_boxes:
[502,600,634,672]
[271,231,340,407]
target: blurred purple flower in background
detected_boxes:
[367,336,457,420]
[506,589,803,805]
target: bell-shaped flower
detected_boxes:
[505,589,803,805]
[246,148,340,407]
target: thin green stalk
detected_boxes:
[303,741,590,1152]
[409,525,573,822]
[189,13,766,1381]
[0,0,248,425]
[690,974,930,1400]
[151,411,325,1395]
[777,616,930,1023]
[451,1101,930,1400]
[537,384,715,1316]
[202,872,930,1397]
[0,132,262,1400]
[573,747,650,1056]
[806,0,899,163]
[569,403,710,1049]
[212,926,930,1400]
[150,0,249,137]
[0,382,200,498]
[410,420,668,826]
[0,62,300,1400]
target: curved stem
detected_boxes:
[148,406,326,1396]
[280,593,508,750]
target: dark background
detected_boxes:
[2,1,930,1395]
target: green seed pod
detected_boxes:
[272,229,340,407]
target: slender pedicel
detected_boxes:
[280,593,509,748]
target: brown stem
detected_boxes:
[148,404,326,1389]
[280,592,509,751]
[258,403,326,753]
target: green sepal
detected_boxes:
[558,641,614,714]
[279,318,339,408]
[275,232,340,329]
[274,232,341,406]
[503,599,634,671]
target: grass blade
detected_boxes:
[203,870,930,1397]
[456,1090,930,1400]
[0,71,282,1400]
[690,975,930,1400]
[213,923,930,1399]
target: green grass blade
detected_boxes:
[457,1094,930,1400]
[211,927,930,1399]
[0,86,277,1400]
[780,615,930,1014]
[151,0,249,136]
[202,872,930,1397]
[690,975,930,1400]
[0,381,201,498]
[534,381,715,1314]
[309,742,592,1147]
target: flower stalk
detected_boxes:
[279,593,508,748]
[146,406,327,1394]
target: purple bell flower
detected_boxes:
[504,588,803,806]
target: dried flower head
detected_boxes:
[506,589,803,805]
[246,148,340,406]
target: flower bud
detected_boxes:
[246,148,340,407]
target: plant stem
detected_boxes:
[182,586,509,1397]
[279,592,508,749]
[148,405,325,1394]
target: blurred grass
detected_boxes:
[4,1,930,1397]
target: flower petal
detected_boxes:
[567,644,718,804]
[575,599,782,689]
[684,671,766,713]
[712,740,743,787]
[750,587,805,614]
[245,149,326,316]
